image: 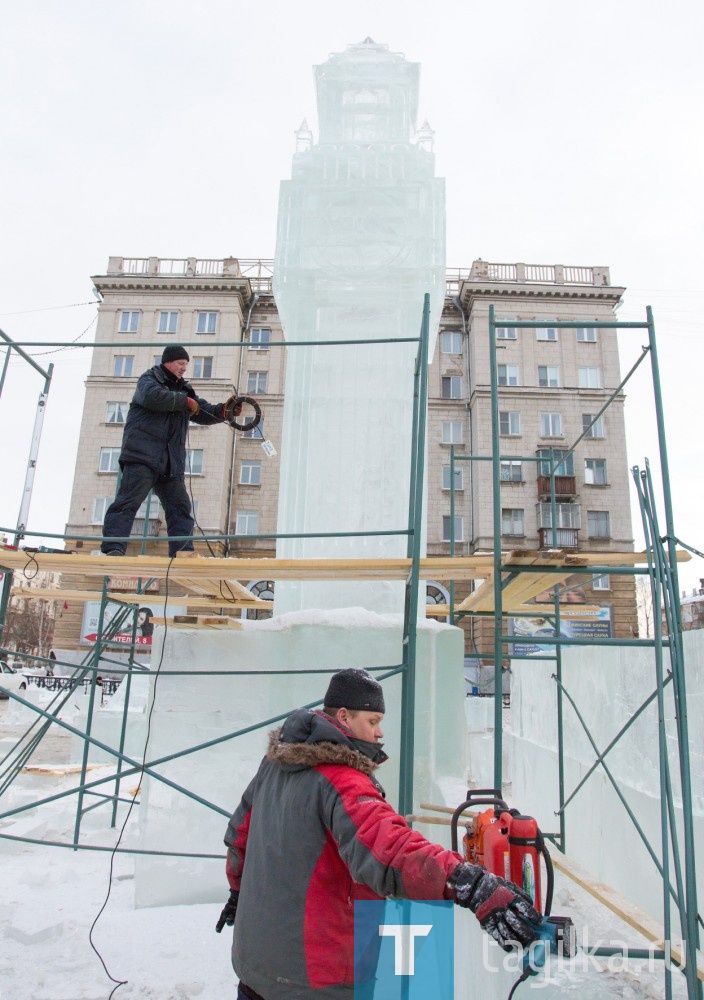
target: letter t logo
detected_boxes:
[379,924,432,975]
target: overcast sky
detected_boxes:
[1,0,702,592]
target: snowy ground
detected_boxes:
[0,695,693,1000]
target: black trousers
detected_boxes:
[101,462,195,557]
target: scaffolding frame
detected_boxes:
[443,305,702,997]
[0,300,701,996]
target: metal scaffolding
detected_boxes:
[0,300,701,997]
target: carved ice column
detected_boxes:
[273,39,445,613]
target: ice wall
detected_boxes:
[508,630,704,923]
[273,39,446,613]
[133,612,465,907]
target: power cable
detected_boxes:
[88,553,176,998]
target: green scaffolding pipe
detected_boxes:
[554,674,692,923]
[0,526,411,548]
[0,831,224,859]
[11,337,420,349]
[645,313,702,997]
[398,294,430,818]
[557,673,673,815]
[488,305,504,789]
[0,664,405,826]
[641,451,702,999]
[635,465,675,999]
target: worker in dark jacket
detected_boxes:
[101,345,227,557]
[219,668,541,1000]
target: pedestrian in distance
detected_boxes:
[101,346,238,558]
[217,668,542,1000]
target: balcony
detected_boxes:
[537,475,577,498]
[538,527,579,550]
[130,518,162,538]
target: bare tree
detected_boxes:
[635,576,654,638]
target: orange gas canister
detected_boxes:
[508,813,543,911]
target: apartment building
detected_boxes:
[56,255,636,653]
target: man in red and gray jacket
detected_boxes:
[219,668,541,1000]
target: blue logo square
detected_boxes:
[354,899,454,1000]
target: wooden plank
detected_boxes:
[159,615,243,630]
[11,586,268,609]
[171,576,255,601]
[0,548,690,589]
[499,570,575,608]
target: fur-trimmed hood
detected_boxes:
[266,708,388,777]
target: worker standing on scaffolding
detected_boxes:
[101,346,232,557]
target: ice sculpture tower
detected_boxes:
[273,38,446,613]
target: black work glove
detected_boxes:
[221,394,243,423]
[446,863,541,952]
[215,889,239,933]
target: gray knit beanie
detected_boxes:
[324,668,385,713]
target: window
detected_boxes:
[536,503,581,529]
[442,515,464,542]
[442,465,464,490]
[106,402,128,424]
[441,375,461,399]
[496,321,517,340]
[585,459,607,485]
[537,449,574,476]
[441,421,463,444]
[196,311,218,334]
[247,371,268,394]
[500,461,523,482]
[537,325,558,342]
[185,449,204,475]
[592,574,611,590]
[538,365,560,388]
[583,413,605,438]
[499,411,521,436]
[579,366,602,389]
[98,447,121,473]
[249,327,271,350]
[240,460,261,486]
[502,508,524,536]
[136,496,161,519]
[118,311,140,333]
[243,579,275,621]
[114,356,134,377]
[498,364,519,386]
[587,510,610,539]
[577,326,597,343]
[243,419,262,439]
[441,331,462,354]
[157,311,179,334]
[92,497,112,523]
[192,356,213,378]
[236,509,258,535]
[540,412,562,436]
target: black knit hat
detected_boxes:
[161,345,190,364]
[324,668,385,714]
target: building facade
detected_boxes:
[56,255,636,655]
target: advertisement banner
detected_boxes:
[80,600,186,648]
[509,604,612,656]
